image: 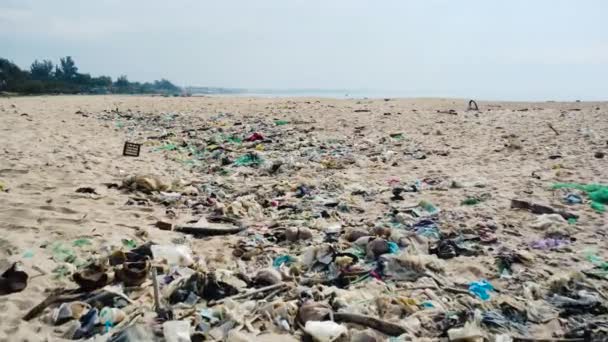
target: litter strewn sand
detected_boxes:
[0,95,606,341]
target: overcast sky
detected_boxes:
[1,0,607,100]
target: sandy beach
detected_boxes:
[0,95,607,341]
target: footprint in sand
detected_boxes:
[36,216,87,225]
[37,205,79,215]
[0,169,29,176]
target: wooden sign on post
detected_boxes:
[123,142,141,157]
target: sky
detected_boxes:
[1,0,607,100]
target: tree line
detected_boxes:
[0,56,181,95]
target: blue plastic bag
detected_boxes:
[468,280,494,300]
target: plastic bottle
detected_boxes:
[163,320,191,342]
[151,245,194,267]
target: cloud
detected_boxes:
[0,3,138,40]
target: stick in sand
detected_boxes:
[547,123,560,135]
[151,267,161,313]
[208,283,287,306]
[332,312,408,337]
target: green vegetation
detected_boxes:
[0,56,180,95]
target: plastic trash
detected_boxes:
[51,242,77,263]
[564,193,582,204]
[481,310,526,334]
[585,250,608,270]
[151,245,194,267]
[418,200,439,214]
[553,182,608,212]
[461,197,481,206]
[469,280,494,300]
[388,241,400,254]
[274,120,289,126]
[273,255,297,268]
[0,262,28,295]
[589,188,608,204]
[199,308,220,324]
[413,219,441,239]
[226,135,242,144]
[109,324,155,342]
[121,239,137,249]
[52,302,90,325]
[99,307,126,332]
[245,132,264,142]
[234,153,263,167]
[73,308,98,339]
[304,321,348,342]
[590,201,606,213]
[530,238,570,249]
[73,238,92,247]
[163,320,191,342]
[157,142,178,151]
[447,320,484,342]
[548,291,605,317]
[51,264,72,279]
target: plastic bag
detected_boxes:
[152,245,194,267]
[469,280,494,300]
[163,320,191,342]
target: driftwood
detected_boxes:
[146,132,175,140]
[208,283,287,306]
[332,312,408,336]
[175,216,246,236]
[23,286,134,321]
[437,109,457,115]
[547,123,560,135]
[174,225,246,236]
[23,288,100,321]
[444,286,474,296]
[510,199,578,220]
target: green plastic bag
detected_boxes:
[585,250,608,270]
[227,136,242,144]
[51,243,76,263]
[73,238,92,247]
[52,264,71,279]
[591,201,606,213]
[122,239,137,249]
[461,197,481,206]
[552,183,608,213]
[157,142,178,151]
[589,188,608,204]
[234,153,263,167]
[419,200,439,214]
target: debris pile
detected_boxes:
[3,105,606,341]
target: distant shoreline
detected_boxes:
[2,92,606,104]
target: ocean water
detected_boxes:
[192,89,418,99]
